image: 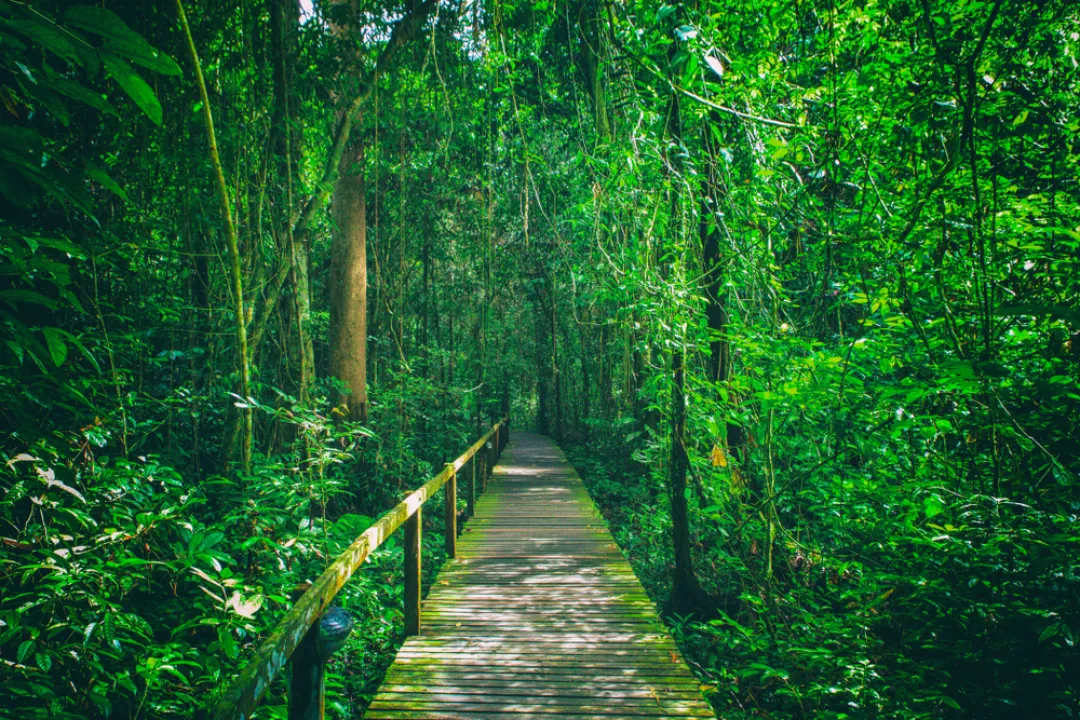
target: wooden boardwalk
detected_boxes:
[366,432,713,719]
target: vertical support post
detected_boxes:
[289,594,324,720]
[444,463,456,558]
[480,449,488,493]
[467,456,476,517]
[404,507,421,637]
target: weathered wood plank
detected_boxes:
[366,700,715,717]
[367,716,707,720]
[377,679,702,692]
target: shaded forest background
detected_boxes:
[1,0,1078,718]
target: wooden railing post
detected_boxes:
[444,463,456,558]
[288,625,323,720]
[404,507,421,636]
[288,587,324,720]
[480,449,488,493]
[467,457,476,517]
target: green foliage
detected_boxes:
[3,0,1080,717]
[542,0,1080,716]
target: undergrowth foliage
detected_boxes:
[0,383,470,719]
[2,1,495,716]
[572,431,1080,719]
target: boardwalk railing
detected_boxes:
[211,418,510,720]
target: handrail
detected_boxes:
[211,417,510,720]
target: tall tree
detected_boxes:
[176,0,253,473]
[329,141,369,421]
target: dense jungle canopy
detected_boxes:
[2,0,1079,717]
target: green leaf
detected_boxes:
[101,54,162,125]
[106,38,182,76]
[0,290,58,310]
[64,5,135,40]
[35,652,52,672]
[8,17,81,65]
[86,166,128,201]
[5,340,25,365]
[941,696,961,710]
[0,126,45,163]
[46,72,114,114]
[17,640,34,664]
[218,626,238,660]
[42,327,68,366]
[924,495,945,519]
[65,5,181,75]
[200,531,225,552]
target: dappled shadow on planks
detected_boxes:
[366,432,714,719]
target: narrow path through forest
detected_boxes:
[366,433,712,719]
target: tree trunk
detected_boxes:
[329,142,369,422]
[599,321,611,418]
[669,345,702,614]
[701,116,745,455]
[551,286,561,441]
[577,0,611,142]
[177,0,252,474]
[580,311,590,441]
[271,0,312,402]
[701,194,727,385]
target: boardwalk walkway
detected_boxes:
[365,432,713,719]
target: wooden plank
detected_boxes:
[369,717,705,720]
[383,669,701,683]
[365,432,712,719]
[368,697,713,713]
[366,700,715,717]
[378,678,701,690]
